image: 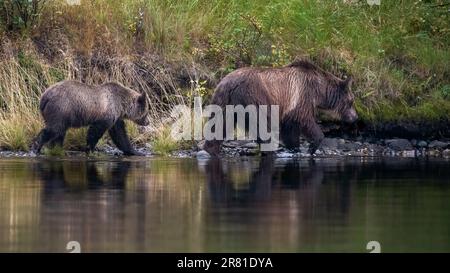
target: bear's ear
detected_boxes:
[343,76,353,91]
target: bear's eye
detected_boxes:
[138,96,145,105]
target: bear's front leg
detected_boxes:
[280,121,301,150]
[302,121,324,155]
[108,120,144,156]
[86,121,111,153]
[203,139,223,156]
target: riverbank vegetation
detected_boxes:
[0,0,449,152]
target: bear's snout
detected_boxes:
[343,108,358,124]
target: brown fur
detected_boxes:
[204,60,358,155]
[31,80,150,155]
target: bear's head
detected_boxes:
[324,77,358,124]
[130,92,150,126]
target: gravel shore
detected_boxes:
[1,138,449,159]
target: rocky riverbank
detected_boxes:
[193,138,450,158]
[1,137,449,159]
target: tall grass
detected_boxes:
[38,0,449,121]
[0,0,449,151]
[0,47,187,151]
[0,59,44,150]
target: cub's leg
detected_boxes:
[108,119,143,156]
[48,131,67,149]
[31,127,58,153]
[86,121,111,153]
[302,121,324,155]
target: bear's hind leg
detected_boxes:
[108,120,142,156]
[31,127,57,154]
[302,121,324,155]
[48,131,67,149]
[86,121,110,153]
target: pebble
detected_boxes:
[277,152,294,158]
[385,139,413,151]
[242,142,258,149]
[402,150,416,157]
[443,149,450,157]
[196,150,211,159]
[417,141,428,148]
[320,138,339,149]
[428,140,448,149]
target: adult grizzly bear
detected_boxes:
[31,80,150,156]
[203,60,358,155]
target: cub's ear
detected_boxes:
[137,93,147,104]
[343,76,353,91]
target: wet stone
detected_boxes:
[277,152,294,158]
[319,138,339,149]
[242,142,258,149]
[443,149,450,157]
[417,141,428,148]
[222,141,239,148]
[196,150,211,159]
[385,139,413,151]
[338,142,361,151]
[240,148,259,156]
[427,149,440,157]
[402,150,416,157]
[428,140,448,149]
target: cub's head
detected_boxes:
[131,92,150,126]
[326,77,358,124]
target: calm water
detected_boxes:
[0,156,449,253]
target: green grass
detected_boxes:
[43,145,66,157]
[151,126,184,156]
[0,116,35,151]
[38,0,450,121]
[0,0,449,151]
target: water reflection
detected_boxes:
[202,157,354,252]
[37,160,131,191]
[0,157,449,252]
[205,156,352,216]
[37,159,135,252]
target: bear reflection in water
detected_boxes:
[32,160,146,251]
[8,157,450,251]
[36,157,353,220]
[36,159,132,193]
[203,156,352,221]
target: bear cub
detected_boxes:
[31,80,150,156]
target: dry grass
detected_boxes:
[0,44,190,151]
[0,58,45,151]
